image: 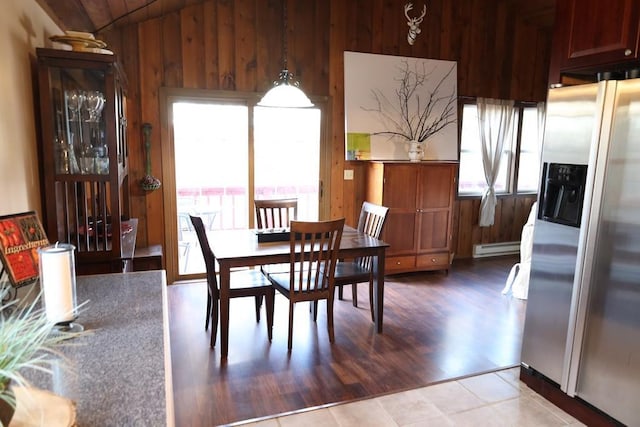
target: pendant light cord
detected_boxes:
[282,0,288,72]
[257,0,313,106]
[95,0,158,33]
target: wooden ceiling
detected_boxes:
[37,0,556,35]
[36,0,194,33]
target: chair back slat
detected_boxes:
[288,219,344,296]
[255,198,298,229]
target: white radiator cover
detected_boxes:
[473,241,520,258]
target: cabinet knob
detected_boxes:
[431,258,437,262]
[625,49,632,56]
[396,261,401,265]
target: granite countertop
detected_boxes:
[21,270,174,426]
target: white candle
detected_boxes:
[39,244,77,323]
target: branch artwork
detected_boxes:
[361,59,457,160]
[344,51,458,161]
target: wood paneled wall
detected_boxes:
[101,0,551,258]
[452,196,537,258]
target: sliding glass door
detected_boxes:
[165,91,324,281]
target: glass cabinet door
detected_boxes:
[49,66,109,176]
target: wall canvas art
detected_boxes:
[344,51,458,161]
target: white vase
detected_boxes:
[407,140,424,162]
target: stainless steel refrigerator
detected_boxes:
[521,79,640,426]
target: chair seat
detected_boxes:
[266,270,328,294]
[259,263,290,275]
[227,269,272,293]
[334,261,371,284]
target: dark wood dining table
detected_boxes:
[208,225,389,358]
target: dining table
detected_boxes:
[208,225,389,358]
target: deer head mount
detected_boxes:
[404,3,427,45]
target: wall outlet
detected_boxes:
[344,169,354,180]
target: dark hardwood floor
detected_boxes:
[168,255,525,426]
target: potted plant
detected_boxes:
[0,287,79,426]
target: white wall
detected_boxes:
[0,0,61,216]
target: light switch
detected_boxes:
[344,169,354,180]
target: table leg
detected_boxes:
[219,262,231,358]
[373,248,385,333]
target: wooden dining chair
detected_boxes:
[264,218,345,350]
[334,201,389,321]
[190,215,275,348]
[254,198,298,229]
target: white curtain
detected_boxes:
[477,98,515,227]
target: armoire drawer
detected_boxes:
[385,256,416,272]
[416,252,450,269]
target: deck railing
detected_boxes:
[176,185,318,275]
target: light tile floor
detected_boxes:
[233,368,585,427]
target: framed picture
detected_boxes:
[0,211,49,288]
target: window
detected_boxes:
[517,106,543,192]
[458,101,543,196]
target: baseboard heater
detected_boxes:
[472,241,520,258]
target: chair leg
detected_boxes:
[265,290,275,342]
[210,298,219,348]
[369,279,375,323]
[338,284,344,300]
[351,283,358,307]
[205,293,212,331]
[254,295,264,322]
[287,301,295,351]
[312,301,319,321]
[327,296,335,343]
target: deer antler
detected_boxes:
[404,3,414,21]
[404,3,426,25]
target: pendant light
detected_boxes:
[258,0,313,108]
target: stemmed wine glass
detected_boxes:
[85,91,105,122]
[65,89,85,121]
[65,90,86,173]
[85,91,108,173]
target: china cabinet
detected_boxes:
[36,48,132,274]
[366,161,457,274]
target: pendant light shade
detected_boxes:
[258,1,313,108]
[258,70,313,108]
